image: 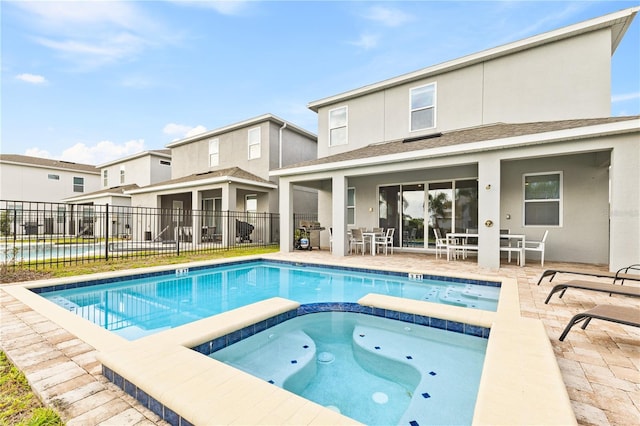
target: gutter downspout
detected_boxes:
[279,122,287,168]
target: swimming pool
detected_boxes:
[209,311,487,425]
[35,260,500,340]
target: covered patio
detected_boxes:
[274,118,639,271]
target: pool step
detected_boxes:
[223,329,316,391]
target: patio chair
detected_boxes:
[544,279,640,304]
[518,229,548,266]
[433,228,447,258]
[374,228,395,255]
[559,304,640,341]
[350,228,367,255]
[536,264,640,285]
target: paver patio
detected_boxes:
[1,251,638,425]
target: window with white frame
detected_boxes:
[248,127,261,160]
[523,172,562,226]
[347,187,355,226]
[103,170,108,187]
[120,166,125,184]
[329,106,348,146]
[410,83,436,131]
[48,174,60,181]
[209,138,219,167]
[73,177,84,193]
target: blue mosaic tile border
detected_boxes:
[192,302,490,356]
[30,258,500,295]
[103,302,490,426]
[102,365,193,426]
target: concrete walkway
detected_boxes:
[1,251,638,425]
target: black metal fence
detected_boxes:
[0,200,280,270]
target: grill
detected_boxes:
[296,220,325,250]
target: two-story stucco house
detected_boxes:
[127,114,317,245]
[273,7,640,271]
[0,154,101,236]
[60,149,172,239]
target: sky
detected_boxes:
[2,1,639,166]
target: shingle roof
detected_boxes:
[0,154,99,173]
[133,166,273,191]
[279,116,639,170]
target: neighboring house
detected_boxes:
[0,154,100,236]
[0,154,100,203]
[127,114,318,244]
[273,7,640,270]
[62,150,172,238]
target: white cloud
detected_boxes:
[16,73,48,84]
[349,33,380,50]
[11,1,171,70]
[24,147,52,159]
[612,92,640,103]
[185,125,207,138]
[363,6,413,27]
[163,123,207,138]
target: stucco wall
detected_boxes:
[315,29,612,159]
[0,163,100,203]
[500,152,611,264]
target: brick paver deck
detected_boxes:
[1,251,638,425]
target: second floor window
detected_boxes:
[48,174,60,180]
[410,83,436,131]
[524,172,562,226]
[103,170,108,187]
[329,106,348,146]
[73,177,84,193]
[248,127,261,160]
[209,138,219,167]
[120,166,125,184]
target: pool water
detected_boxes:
[210,312,487,425]
[38,260,499,340]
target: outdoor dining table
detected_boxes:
[445,232,526,266]
[362,230,383,256]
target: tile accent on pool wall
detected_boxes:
[102,365,194,426]
[191,302,490,356]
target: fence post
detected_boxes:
[105,204,109,261]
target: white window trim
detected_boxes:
[347,187,356,226]
[209,138,219,167]
[409,82,437,132]
[328,106,348,147]
[522,171,563,227]
[120,165,125,184]
[248,127,261,160]
[103,170,108,187]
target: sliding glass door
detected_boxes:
[380,180,477,250]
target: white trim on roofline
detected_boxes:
[97,150,171,168]
[126,176,278,195]
[0,160,100,175]
[165,114,317,149]
[307,7,639,112]
[271,119,640,177]
[64,192,132,203]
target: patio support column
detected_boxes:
[192,190,200,244]
[331,173,347,256]
[221,183,236,247]
[609,142,640,270]
[478,155,501,269]
[279,178,294,252]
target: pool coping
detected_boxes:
[3,254,577,425]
